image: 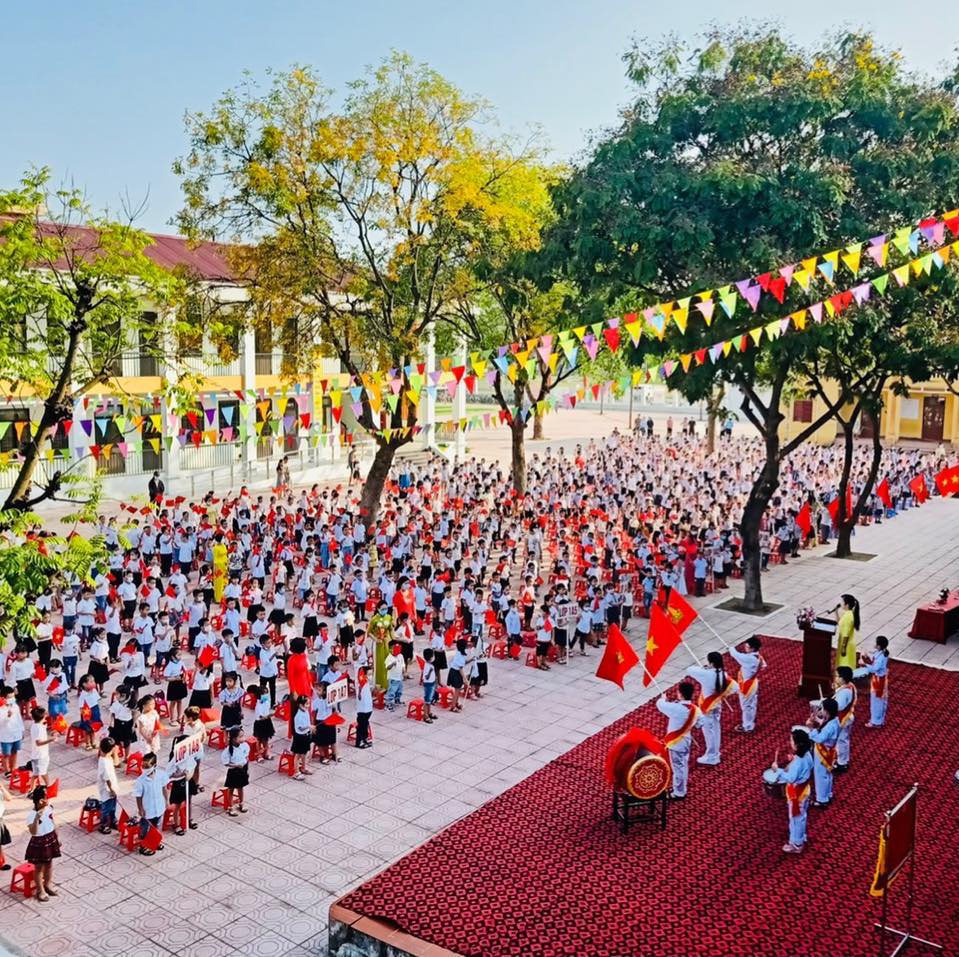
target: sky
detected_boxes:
[6,1,959,233]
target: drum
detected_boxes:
[763,767,785,798]
[606,728,671,800]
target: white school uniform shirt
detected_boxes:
[76,598,96,627]
[131,768,170,819]
[30,722,49,762]
[0,701,24,743]
[655,697,699,738]
[258,647,278,678]
[26,806,56,836]
[97,756,119,801]
[192,670,212,692]
[728,647,762,682]
[422,662,436,684]
[254,695,272,719]
[163,660,184,680]
[78,689,100,713]
[222,741,250,768]
[293,709,311,735]
[385,654,404,682]
[109,700,133,723]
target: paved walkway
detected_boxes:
[1,483,957,957]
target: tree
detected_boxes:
[443,160,583,491]
[175,54,540,525]
[0,169,177,510]
[544,29,959,609]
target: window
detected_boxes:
[793,400,813,423]
[138,314,159,376]
[0,407,30,454]
[256,399,274,458]
[282,397,300,452]
[177,298,204,357]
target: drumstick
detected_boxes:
[772,747,779,768]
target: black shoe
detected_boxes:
[834,764,849,774]
[813,800,831,808]
[668,793,687,801]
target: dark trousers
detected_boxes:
[356,711,371,746]
[263,675,277,707]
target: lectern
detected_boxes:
[798,616,835,698]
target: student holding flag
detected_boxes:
[684,652,739,766]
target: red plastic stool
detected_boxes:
[65,724,85,747]
[547,645,559,662]
[525,651,539,668]
[490,641,508,660]
[277,752,296,776]
[9,769,31,794]
[125,752,144,776]
[437,686,455,708]
[245,736,261,761]
[162,804,187,832]
[373,689,386,711]
[206,727,227,750]
[210,788,233,810]
[78,804,102,833]
[241,691,258,710]
[154,695,170,719]
[406,699,425,721]
[117,821,139,851]
[10,863,36,898]
[274,700,291,721]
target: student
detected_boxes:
[446,638,468,713]
[163,649,188,725]
[87,628,110,692]
[834,666,857,772]
[422,648,438,723]
[131,752,168,855]
[0,686,25,775]
[428,625,448,685]
[290,695,314,780]
[311,682,340,764]
[76,676,102,751]
[42,660,69,733]
[505,600,523,658]
[806,697,840,807]
[354,666,373,749]
[574,600,593,657]
[25,785,61,900]
[29,706,52,788]
[854,635,890,728]
[384,644,404,711]
[135,695,162,755]
[729,636,765,733]
[533,604,553,671]
[188,665,214,710]
[218,672,244,730]
[656,681,700,799]
[96,737,119,833]
[0,776,13,871]
[768,727,814,854]
[250,683,276,762]
[221,727,250,815]
[11,645,37,719]
[256,636,279,707]
[108,687,136,755]
[684,652,739,766]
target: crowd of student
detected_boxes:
[0,429,948,899]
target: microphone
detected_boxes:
[827,603,840,615]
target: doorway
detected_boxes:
[921,396,945,442]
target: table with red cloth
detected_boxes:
[908,589,959,644]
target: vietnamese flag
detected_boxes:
[828,486,854,524]
[140,824,164,851]
[595,624,639,690]
[909,474,930,504]
[664,589,698,635]
[876,477,892,509]
[934,465,959,497]
[796,501,812,538]
[642,605,683,687]
[196,644,216,669]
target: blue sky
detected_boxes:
[7,1,959,232]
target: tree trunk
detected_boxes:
[836,404,884,559]
[740,449,781,611]
[358,442,397,531]
[510,419,527,494]
[834,420,856,559]
[532,410,544,441]
[705,385,725,455]
[5,324,81,511]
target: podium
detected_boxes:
[798,617,835,699]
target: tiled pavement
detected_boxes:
[1,499,957,957]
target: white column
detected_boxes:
[419,327,436,450]
[240,327,257,471]
[453,335,466,462]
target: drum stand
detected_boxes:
[612,790,668,834]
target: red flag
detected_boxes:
[909,474,929,503]
[664,589,697,635]
[140,824,164,851]
[828,486,854,524]
[876,477,892,509]
[642,605,683,687]
[322,712,346,726]
[934,465,959,497]
[796,502,812,538]
[196,644,216,669]
[595,624,639,690]
[118,808,130,830]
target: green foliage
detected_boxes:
[544,28,959,406]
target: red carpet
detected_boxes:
[338,638,959,957]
